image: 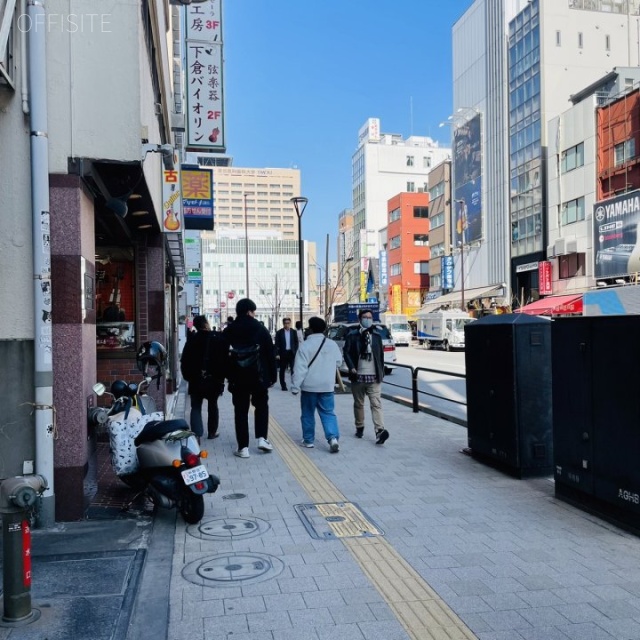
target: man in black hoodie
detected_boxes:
[218,298,277,458]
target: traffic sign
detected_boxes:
[220,302,227,308]
[213,308,220,313]
[227,291,235,299]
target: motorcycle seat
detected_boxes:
[134,418,191,446]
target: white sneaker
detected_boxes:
[257,437,273,452]
[234,447,249,458]
[329,438,340,453]
[300,440,315,448]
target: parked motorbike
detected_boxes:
[89,341,219,524]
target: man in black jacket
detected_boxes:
[342,309,389,445]
[274,317,299,390]
[180,316,223,440]
[218,298,278,458]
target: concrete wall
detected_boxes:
[46,0,142,172]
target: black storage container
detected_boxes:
[465,313,553,477]
[553,315,640,531]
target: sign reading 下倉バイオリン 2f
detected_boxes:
[184,0,225,152]
[593,189,640,279]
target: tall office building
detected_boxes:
[453,0,640,305]
[349,118,450,301]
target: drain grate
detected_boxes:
[294,502,384,540]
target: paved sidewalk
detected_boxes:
[169,385,640,640]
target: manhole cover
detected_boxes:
[294,502,384,540]
[187,517,270,540]
[222,493,247,500]
[182,553,285,586]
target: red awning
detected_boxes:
[515,294,583,316]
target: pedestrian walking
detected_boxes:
[295,320,305,344]
[291,317,342,452]
[343,309,389,444]
[274,317,299,390]
[220,298,277,458]
[180,316,223,441]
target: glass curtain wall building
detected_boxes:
[508,1,543,260]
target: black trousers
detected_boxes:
[278,350,295,388]
[189,393,219,438]
[231,384,269,449]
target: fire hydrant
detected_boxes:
[0,475,48,626]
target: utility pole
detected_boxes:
[324,233,330,321]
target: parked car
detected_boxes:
[326,322,396,375]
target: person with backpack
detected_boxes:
[180,315,223,441]
[291,317,342,452]
[219,298,277,458]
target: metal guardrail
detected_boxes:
[384,362,467,416]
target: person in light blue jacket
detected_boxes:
[291,317,343,453]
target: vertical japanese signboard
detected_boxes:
[379,250,388,287]
[538,261,552,295]
[360,257,369,302]
[182,168,214,230]
[442,255,454,290]
[185,0,225,152]
[392,284,402,313]
[162,168,182,233]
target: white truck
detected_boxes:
[380,313,413,346]
[415,309,476,351]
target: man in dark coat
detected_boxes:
[180,315,223,440]
[274,317,299,390]
[343,309,389,445]
[218,298,277,458]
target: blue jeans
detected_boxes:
[300,391,339,443]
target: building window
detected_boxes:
[559,253,585,280]
[413,206,429,218]
[414,234,429,246]
[605,34,610,51]
[555,30,561,46]
[389,207,401,222]
[390,263,401,276]
[413,261,429,274]
[423,156,431,169]
[389,235,401,250]
[626,77,635,90]
[578,32,583,48]
[431,273,441,289]
[615,139,636,166]
[560,197,585,225]
[407,181,415,192]
[429,180,445,200]
[431,242,445,258]
[430,212,444,228]
[561,142,584,173]
[406,155,414,167]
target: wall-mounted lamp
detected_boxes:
[142,143,175,171]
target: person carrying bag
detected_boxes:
[291,317,343,453]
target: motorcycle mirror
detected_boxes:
[93,383,106,396]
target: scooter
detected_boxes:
[90,376,219,524]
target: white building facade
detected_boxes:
[349,118,451,301]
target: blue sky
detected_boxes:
[222,1,471,261]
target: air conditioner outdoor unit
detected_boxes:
[554,237,566,256]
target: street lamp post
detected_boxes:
[243,193,253,298]
[290,196,308,329]
[455,199,466,311]
[217,264,223,328]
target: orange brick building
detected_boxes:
[386,192,430,317]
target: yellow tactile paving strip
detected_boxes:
[268,416,477,640]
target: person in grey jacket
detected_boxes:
[291,317,343,452]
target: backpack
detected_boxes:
[228,343,263,385]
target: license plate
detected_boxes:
[181,465,209,485]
